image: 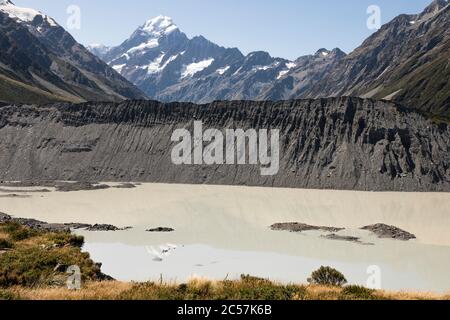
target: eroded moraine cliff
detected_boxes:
[0,97,448,191]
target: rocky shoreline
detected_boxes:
[0,212,132,233]
[0,181,138,193]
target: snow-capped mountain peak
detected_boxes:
[315,48,331,57]
[0,0,14,5]
[0,0,57,26]
[139,15,179,37]
[87,43,111,56]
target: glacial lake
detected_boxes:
[1,183,449,293]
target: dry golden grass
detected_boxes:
[2,279,449,301]
[374,290,450,300]
[8,282,133,300]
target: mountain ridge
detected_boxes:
[0,0,147,104]
[274,0,449,118]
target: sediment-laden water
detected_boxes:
[1,183,449,292]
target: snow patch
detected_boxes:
[142,53,179,75]
[232,67,243,76]
[127,39,159,54]
[87,43,110,55]
[181,58,214,78]
[120,53,130,61]
[0,1,58,27]
[144,54,165,73]
[253,65,271,72]
[376,66,390,80]
[160,54,179,68]
[383,89,402,101]
[285,62,296,69]
[112,64,126,73]
[277,70,290,79]
[141,15,179,37]
[216,66,230,75]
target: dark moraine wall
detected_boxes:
[0,97,448,191]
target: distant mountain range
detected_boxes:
[91,0,449,118]
[92,15,346,106]
[0,0,146,104]
[0,0,447,119]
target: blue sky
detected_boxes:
[15,0,431,60]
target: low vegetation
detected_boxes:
[0,222,102,288]
[0,222,448,301]
[1,277,449,301]
[307,266,348,287]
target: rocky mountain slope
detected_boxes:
[92,1,449,118]
[266,0,450,118]
[0,0,146,104]
[0,97,448,191]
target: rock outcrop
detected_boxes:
[362,224,417,241]
[270,223,344,233]
[0,212,130,232]
[0,97,448,191]
[146,227,175,233]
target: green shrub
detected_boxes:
[0,239,13,250]
[219,277,306,300]
[340,285,377,300]
[240,274,271,284]
[307,266,347,287]
[2,222,38,241]
[119,279,308,300]
[0,246,100,288]
[47,233,85,248]
[10,228,37,241]
[2,222,21,233]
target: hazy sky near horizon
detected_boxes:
[14,0,431,60]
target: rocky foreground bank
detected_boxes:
[0,98,448,191]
